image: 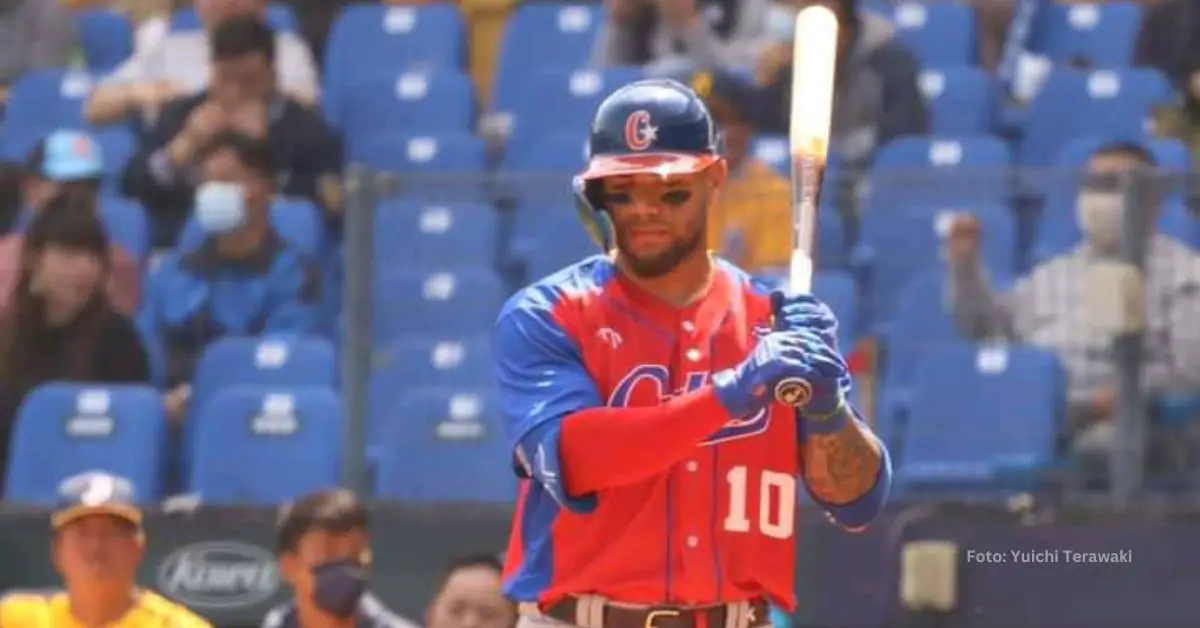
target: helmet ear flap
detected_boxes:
[572,176,615,251]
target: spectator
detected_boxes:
[0,472,212,627]
[1135,0,1200,95]
[121,15,342,244]
[0,0,75,107]
[425,553,516,628]
[591,0,773,74]
[84,0,318,125]
[1152,53,1200,163]
[138,132,320,421]
[944,142,1200,458]
[0,130,141,315]
[675,68,791,275]
[264,488,416,628]
[756,0,926,165]
[0,195,150,486]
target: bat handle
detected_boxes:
[788,250,813,295]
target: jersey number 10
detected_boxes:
[722,466,796,540]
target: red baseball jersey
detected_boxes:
[495,255,812,609]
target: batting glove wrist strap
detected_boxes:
[800,397,849,435]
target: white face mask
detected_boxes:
[766,4,797,41]
[194,181,247,235]
[1076,191,1123,253]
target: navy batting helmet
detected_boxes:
[573,78,722,249]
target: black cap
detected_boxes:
[51,471,143,531]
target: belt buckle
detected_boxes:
[644,609,681,628]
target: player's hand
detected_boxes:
[712,330,820,418]
[771,291,839,347]
[785,328,848,416]
[944,212,981,266]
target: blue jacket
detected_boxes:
[139,230,321,385]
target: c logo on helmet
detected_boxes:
[624,110,657,151]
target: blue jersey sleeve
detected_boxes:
[493,288,601,514]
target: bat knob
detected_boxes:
[774,377,813,407]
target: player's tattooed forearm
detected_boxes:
[803,423,882,505]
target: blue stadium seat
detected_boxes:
[1031,2,1143,67]
[374,200,499,271]
[500,131,588,205]
[898,344,1064,489]
[1158,200,1200,250]
[190,336,337,421]
[751,135,789,175]
[99,196,150,263]
[190,387,341,504]
[323,4,464,98]
[369,337,493,441]
[510,205,597,279]
[93,125,136,183]
[1032,136,1188,261]
[373,269,506,341]
[76,9,133,74]
[348,132,485,175]
[868,135,1012,208]
[918,68,993,134]
[4,385,166,503]
[887,2,976,67]
[177,197,324,256]
[496,67,643,148]
[812,270,858,349]
[0,71,94,161]
[169,3,298,32]
[883,271,963,392]
[333,70,475,139]
[1018,68,1172,166]
[857,203,1015,331]
[375,387,516,502]
[493,3,604,119]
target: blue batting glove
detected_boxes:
[770,291,840,348]
[787,328,848,416]
[713,331,814,418]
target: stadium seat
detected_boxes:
[499,131,588,206]
[369,336,493,441]
[493,3,604,117]
[373,269,507,342]
[1032,136,1188,261]
[856,202,1015,331]
[4,384,166,503]
[510,205,597,280]
[374,200,499,271]
[375,387,516,502]
[883,271,964,392]
[751,135,789,174]
[190,336,338,421]
[1018,68,1173,167]
[169,3,298,32]
[348,132,485,176]
[177,197,325,256]
[812,270,858,349]
[332,70,476,139]
[190,387,341,504]
[918,68,993,135]
[92,125,136,183]
[323,4,465,98]
[1158,200,1200,250]
[76,9,133,74]
[867,135,1012,208]
[0,70,94,161]
[98,196,150,263]
[494,67,643,148]
[1030,2,1143,67]
[898,344,1064,489]
[887,2,976,67]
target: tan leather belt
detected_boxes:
[544,597,770,628]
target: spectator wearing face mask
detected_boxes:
[0,195,150,487]
[943,142,1200,457]
[84,0,318,125]
[263,489,416,628]
[120,15,342,245]
[425,554,516,628]
[0,130,141,315]
[591,0,774,74]
[756,0,926,166]
[138,131,320,424]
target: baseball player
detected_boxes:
[493,78,892,628]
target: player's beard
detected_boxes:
[617,217,707,279]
